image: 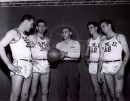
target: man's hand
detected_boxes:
[8,64,22,74]
[60,51,68,60]
[85,58,90,67]
[116,68,124,80]
[98,73,103,84]
[32,59,39,66]
[26,41,35,48]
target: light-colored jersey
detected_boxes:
[31,36,49,59]
[9,29,32,60]
[102,34,123,61]
[88,35,100,61]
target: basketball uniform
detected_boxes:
[88,35,100,74]
[10,29,32,78]
[31,35,50,74]
[101,34,122,74]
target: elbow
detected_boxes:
[0,42,5,48]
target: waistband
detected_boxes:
[19,59,32,62]
[62,60,78,63]
[89,61,98,63]
[104,59,121,63]
[34,59,48,61]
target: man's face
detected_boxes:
[100,22,109,34]
[62,28,71,40]
[25,19,34,32]
[36,22,47,34]
[88,24,97,35]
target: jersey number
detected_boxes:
[104,46,111,52]
[90,47,97,53]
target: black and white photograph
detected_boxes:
[0,0,130,101]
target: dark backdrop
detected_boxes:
[0,5,130,101]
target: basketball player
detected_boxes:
[85,21,110,101]
[0,14,35,101]
[56,27,80,101]
[29,19,50,101]
[98,19,130,101]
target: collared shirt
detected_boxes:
[56,39,80,60]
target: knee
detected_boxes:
[11,93,20,100]
[103,88,109,96]
[94,90,101,96]
[110,93,116,98]
[30,89,37,97]
[115,91,123,99]
[42,88,48,96]
[11,90,21,99]
[21,93,29,100]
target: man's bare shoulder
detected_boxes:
[116,33,126,42]
[28,34,36,41]
[99,37,105,47]
[28,34,35,38]
[87,38,91,43]
[117,33,125,39]
[44,37,50,42]
[6,29,18,36]
[100,35,106,41]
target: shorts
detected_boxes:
[89,63,98,74]
[33,60,50,74]
[10,60,33,79]
[101,61,122,74]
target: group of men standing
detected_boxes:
[86,20,129,101]
[0,15,50,101]
[0,14,129,101]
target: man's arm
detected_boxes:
[46,38,50,51]
[0,30,19,71]
[97,35,106,73]
[85,39,90,65]
[66,41,80,59]
[97,40,104,83]
[28,35,36,48]
[117,34,130,71]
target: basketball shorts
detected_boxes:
[101,61,122,74]
[10,60,33,79]
[89,63,98,74]
[33,60,50,74]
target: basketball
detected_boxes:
[47,48,61,64]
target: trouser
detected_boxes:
[57,60,80,101]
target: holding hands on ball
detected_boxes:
[59,51,68,60]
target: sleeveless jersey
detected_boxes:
[102,35,122,61]
[88,35,100,61]
[31,36,49,59]
[9,29,32,60]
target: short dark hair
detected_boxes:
[87,21,100,32]
[36,19,46,26]
[20,14,35,23]
[87,21,99,28]
[63,26,72,32]
[99,19,115,31]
